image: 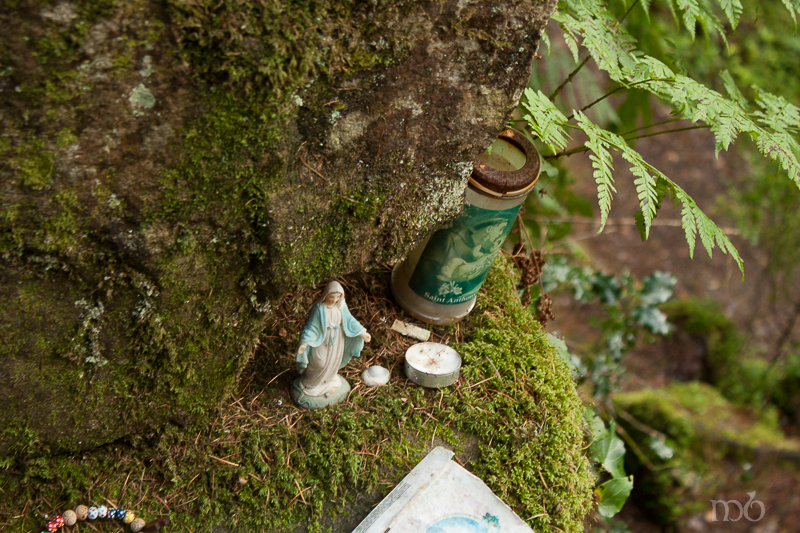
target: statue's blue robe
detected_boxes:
[297,302,366,370]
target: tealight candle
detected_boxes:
[404,342,461,388]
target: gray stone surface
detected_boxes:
[0,0,555,455]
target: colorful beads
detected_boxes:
[129,518,146,533]
[45,516,64,532]
[46,504,147,532]
[74,505,88,521]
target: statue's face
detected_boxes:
[324,292,342,306]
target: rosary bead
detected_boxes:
[75,506,88,521]
[129,518,146,533]
[87,507,98,520]
[63,510,77,527]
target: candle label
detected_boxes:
[408,203,520,305]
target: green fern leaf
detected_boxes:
[675,0,727,43]
[717,0,743,28]
[640,0,653,19]
[720,70,746,107]
[624,152,659,238]
[780,0,799,25]
[676,0,702,39]
[573,111,743,272]
[754,88,800,132]
[559,20,582,63]
[540,29,552,56]
[576,113,617,230]
[673,187,743,272]
[679,195,698,259]
[553,1,638,79]
[522,89,571,154]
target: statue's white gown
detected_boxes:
[298,305,343,396]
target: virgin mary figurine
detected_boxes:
[291,281,371,409]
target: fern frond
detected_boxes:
[720,70,746,107]
[540,29,552,56]
[676,0,702,39]
[710,112,742,155]
[674,184,742,272]
[754,89,800,132]
[780,0,799,26]
[674,0,727,43]
[679,195,698,259]
[600,53,800,184]
[553,1,638,79]
[573,111,743,272]
[522,89,571,154]
[577,112,662,237]
[624,153,660,238]
[558,20,582,63]
[639,0,653,19]
[576,113,617,230]
[717,0,743,28]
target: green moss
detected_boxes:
[614,381,799,526]
[617,383,792,452]
[13,138,54,190]
[663,298,766,406]
[0,259,594,533]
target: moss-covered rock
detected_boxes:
[613,382,800,527]
[1,260,594,532]
[0,0,554,454]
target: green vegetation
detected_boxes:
[518,0,800,277]
[613,382,799,527]
[1,260,594,533]
[509,1,800,528]
[0,0,443,461]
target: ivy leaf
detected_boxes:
[591,273,623,305]
[648,436,674,460]
[632,305,673,335]
[639,271,677,305]
[589,419,627,479]
[584,407,607,440]
[548,333,584,376]
[596,476,634,518]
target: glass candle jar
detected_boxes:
[391,128,541,325]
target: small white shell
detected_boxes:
[361,365,390,387]
[130,518,146,533]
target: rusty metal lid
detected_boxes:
[470,128,541,198]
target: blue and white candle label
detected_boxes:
[408,204,520,305]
